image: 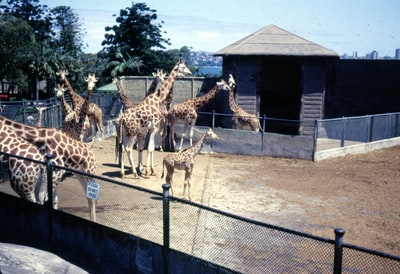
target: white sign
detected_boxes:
[86,180,100,200]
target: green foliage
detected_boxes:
[100,2,171,76]
[0,0,85,99]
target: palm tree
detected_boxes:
[106,48,144,77]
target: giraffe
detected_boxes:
[112,76,137,112]
[0,114,98,222]
[116,59,192,179]
[77,73,99,145]
[0,128,50,205]
[57,69,105,148]
[161,128,219,200]
[228,74,261,132]
[167,80,230,151]
[145,69,167,97]
[35,105,47,127]
[55,83,80,140]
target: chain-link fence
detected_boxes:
[3,152,398,273]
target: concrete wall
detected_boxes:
[172,126,315,160]
[0,193,234,274]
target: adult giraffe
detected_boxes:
[228,74,261,132]
[167,80,230,151]
[0,114,98,222]
[57,70,105,147]
[116,59,191,178]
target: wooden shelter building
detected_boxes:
[214,24,339,135]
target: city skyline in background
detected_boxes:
[40,0,400,58]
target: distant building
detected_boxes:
[395,48,400,60]
[366,50,378,59]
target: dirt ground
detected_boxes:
[1,136,399,257]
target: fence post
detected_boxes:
[212,109,215,128]
[365,115,371,142]
[334,228,345,274]
[45,154,54,210]
[162,183,171,274]
[312,120,319,161]
[261,115,267,152]
[340,117,346,147]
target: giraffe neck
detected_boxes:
[146,77,163,96]
[60,94,74,116]
[228,89,240,112]
[63,77,84,108]
[36,107,43,127]
[182,131,207,157]
[157,66,178,103]
[194,85,219,108]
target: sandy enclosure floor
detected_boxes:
[1,136,399,257]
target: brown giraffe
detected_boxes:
[228,74,261,132]
[35,105,47,127]
[145,69,167,97]
[0,114,98,222]
[77,73,99,145]
[55,83,80,140]
[0,128,50,205]
[161,128,219,200]
[57,70,105,148]
[167,80,230,151]
[112,76,137,111]
[116,59,192,178]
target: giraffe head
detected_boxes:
[174,59,192,77]
[205,128,220,140]
[152,69,167,82]
[57,69,68,80]
[85,73,99,91]
[112,76,119,85]
[216,79,231,92]
[228,74,237,89]
[54,83,67,97]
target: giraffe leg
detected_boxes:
[98,119,105,148]
[168,119,177,151]
[179,121,190,151]
[77,174,97,222]
[165,167,174,196]
[145,129,158,177]
[125,146,139,179]
[183,168,192,200]
[137,134,146,176]
[188,117,197,147]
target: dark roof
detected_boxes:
[214,24,339,57]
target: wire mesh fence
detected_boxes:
[1,149,400,273]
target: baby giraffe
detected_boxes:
[161,128,219,200]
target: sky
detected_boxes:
[40,0,400,57]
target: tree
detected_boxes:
[100,2,170,76]
[0,14,35,98]
[0,1,87,99]
[50,5,84,57]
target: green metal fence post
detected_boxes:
[162,183,171,274]
[334,228,345,274]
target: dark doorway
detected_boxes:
[259,58,302,134]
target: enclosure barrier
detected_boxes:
[0,152,399,273]
[2,99,400,159]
